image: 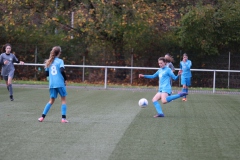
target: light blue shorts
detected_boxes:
[181,77,191,86]
[159,90,171,95]
[49,87,67,99]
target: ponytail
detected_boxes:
[45,46,61,68]
[165,53,174,63]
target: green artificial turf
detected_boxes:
[0,86,239,160]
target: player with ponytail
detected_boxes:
[38,46,68,123]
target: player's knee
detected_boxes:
[161,99,167,104]
[49,99,55,104]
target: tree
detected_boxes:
[177,0,240,56]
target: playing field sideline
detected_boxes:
[0,86,239,160]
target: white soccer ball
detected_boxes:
[138,98,148,107]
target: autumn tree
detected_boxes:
[0,0,82,63]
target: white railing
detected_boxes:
[14,63,240,93]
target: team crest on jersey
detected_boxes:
[159,71,165,79]
[159,74,162,79]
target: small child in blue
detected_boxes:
[139,57,187,118]
[38,46,68,123]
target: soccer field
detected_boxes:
[0,86,239,160]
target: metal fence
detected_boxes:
[13,63,240,93]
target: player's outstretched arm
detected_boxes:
[139,74,144,78]
[19,61,24,65]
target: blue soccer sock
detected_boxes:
[166,94,181,103]
[42,103,52,115]
[153,101,163,115]
[61,104,67,117]
[182,88,187,98]
[185,88,188,98]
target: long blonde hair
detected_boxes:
[45,46,61,68]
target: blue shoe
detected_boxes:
[178,92,188,97]
[154,114,165,118]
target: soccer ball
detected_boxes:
[138,98,148,107]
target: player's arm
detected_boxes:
[60,67,67,81]
[139,70,159,79]
[169,63,175,72]
[45,71,49,77]
[180,62,182,70]
[59,60,67,85]
[0,54,3,65]
[187,60,192,69]
[169,69,179,81]
[45,67,49,77]
[179,62,183,74]
[13,55,24,64]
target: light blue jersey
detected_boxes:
[46,57,65,88]
[180,60,192,78]
[144,67,178,94]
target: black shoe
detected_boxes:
[10,95,14,101]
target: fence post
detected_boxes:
[228,52,230,89]
[82,56,85,82]
[213,70,216,93]
[34,46,38,79]
[179,50,182,87]
[104,67,108,89]
[130,52,133,84]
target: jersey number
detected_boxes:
[51,65,57,75]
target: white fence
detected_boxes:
[14,63,240,93]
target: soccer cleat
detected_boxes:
[38,117,44,122]
[182,98,187,102]
[178,92,188,97]
[153,114,165,118]
[61,119,69,123]
[10,95,14,101]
